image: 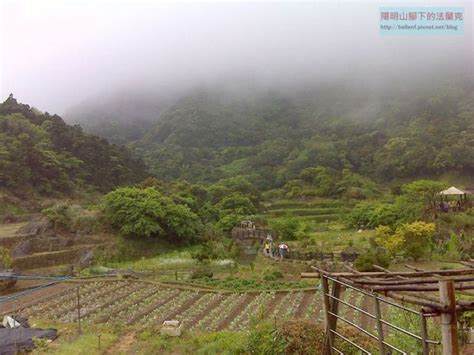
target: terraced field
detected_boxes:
[0,219,113,272]
[3,279,374,332]
[262,199,353,224]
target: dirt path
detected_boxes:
[216,293,255,331]
[184,294,228,330]
[294,291,314,318]
[105,331,136,355]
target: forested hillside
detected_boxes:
[65,90,174,145]
[13,79,472,198]
[124,82,474,192]
[0,94,147,195]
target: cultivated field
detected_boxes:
[2,279,375,332]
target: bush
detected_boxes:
[278,320,325,354]
[190,268,213,279]
[354,249,391,271]
[192,237,240,263]
[43,203,103,234]
[370,221,435,261]
[245,322,286,355]
[346,196,423,229]
[216,213,243,232]
[42,203,72,229]
[373,225,404,255]
[270,217,310,240]
[0,247,12,270]
[262,269,283,281]
[395,221,435,260]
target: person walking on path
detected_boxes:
[278,243,289,260]
[264,241,271,256]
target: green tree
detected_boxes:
[103,187,202,240]
[216,192,256,216]
[401,180,448,209]
[395,221,436,260]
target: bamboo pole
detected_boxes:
[334,276,448,311]
[439,280,459,355]
[352,275,474,286]
[404,264,424,272]
[370,282,474,292]
[405,264,474,296]
[321,276,334,355]
[458,261,474,268]
[301,272,319,278]
[311,267,474,279]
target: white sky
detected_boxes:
[0,0,472,113]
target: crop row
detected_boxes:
[19,281,327,331]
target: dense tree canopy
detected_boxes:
[125,83,474,189]
[103,187,203,240]
[0,95,148,194]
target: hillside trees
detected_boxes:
[0,114,80,193]
[103,187,203,240]
[103,174,261,239]
[124,84,474,189]
[372,222,436,260]
[0,95,148,194]
[345,180,439,229]
[401,179,448,209]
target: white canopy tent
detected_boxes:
[439,186,467,196]
[438,186,470,207]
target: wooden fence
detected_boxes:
[232,227,272,240]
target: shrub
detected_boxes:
[370,221,435,261]
[354,249,391,271]
[245,322,287,355]
[43,203,103,234]
[262,269,283,281]
[0,247,12,270]
[190,268,213,279]
[395,221,435,261]
[270,217,310,240]
[278,320,325,354]
[401,179,448,208]
[445,233,463,261]
[216,213,243,232]
[42,203,72,229]
[192,238,240,263]
[374,225,404,255]
[346,196,423,229]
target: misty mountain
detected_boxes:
[0,95,148,195]
[64,90,176,144]
[125,81,474,190]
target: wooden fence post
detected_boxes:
[322,276,341,355]
[77,286,82,335]
[321,276,333,355]
[420,314,429,355]
[373,296,386,355]
[439,280,459,355]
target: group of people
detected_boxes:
[263,235,289,260]
[440,200,462,213]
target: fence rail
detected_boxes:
[321,275,441,355]
[231,227,272,240]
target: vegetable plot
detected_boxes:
[9,280,371,331]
